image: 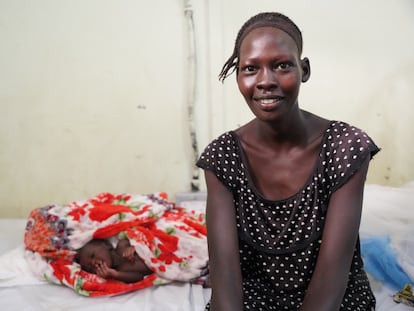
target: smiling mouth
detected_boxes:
[260,98,278,104]
[256,96,284,109]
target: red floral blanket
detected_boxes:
[24,192,208,297]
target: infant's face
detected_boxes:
[78,243,112,273]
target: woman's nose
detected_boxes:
[257,68,277,90]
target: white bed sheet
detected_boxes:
[1,183,413,310]
[0,279,207,311]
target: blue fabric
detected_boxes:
[361,235,413,291]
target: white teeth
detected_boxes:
[260,99,276,104]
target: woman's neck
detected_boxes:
[255,109,310,147]
[237,109,329,153]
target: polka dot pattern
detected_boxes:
[197,121,379,310]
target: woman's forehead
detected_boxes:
[239,27,299,56]
[237,13,303,55]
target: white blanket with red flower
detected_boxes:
[23,192,208,297]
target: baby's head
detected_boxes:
[75,239,113,273]
[219,12,303,81]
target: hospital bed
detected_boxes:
[0,183,413,310]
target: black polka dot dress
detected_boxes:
[197,121,379,311]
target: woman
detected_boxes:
[197,12,379,310]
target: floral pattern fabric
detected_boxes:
[24,192,208,297]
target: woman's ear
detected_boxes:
[301,57,311,82]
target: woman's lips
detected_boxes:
[256,97,284,110]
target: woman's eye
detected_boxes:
[242,65,256,73]
[277,62,292,70]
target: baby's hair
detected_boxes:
[219,12,303,82]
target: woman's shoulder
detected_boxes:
[197,131,240,167]
[320,120,380,192]
[200,131,239,153]
[317,119,380,163]
[302,111,371,137]
[325,120,377,146]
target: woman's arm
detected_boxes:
[204,170,244,311]
[299,157,370,311]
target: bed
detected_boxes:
[0,183,413,310]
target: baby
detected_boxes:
[75,238,152,283]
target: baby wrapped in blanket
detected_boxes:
[24,192,209,297]
[75,238,153,283]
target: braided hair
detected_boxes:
[218,12,303,82]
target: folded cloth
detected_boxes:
[24,192,208,297]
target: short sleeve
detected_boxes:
[322,122,380,193]
[196,132,241,191]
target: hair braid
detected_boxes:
[219,12,303,82]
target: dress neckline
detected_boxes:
[229,120,335,203]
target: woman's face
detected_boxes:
[237,27,309,122]
[78,242,112,273]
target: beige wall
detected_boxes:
[0,0,192,217]
[1,0,413,217]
